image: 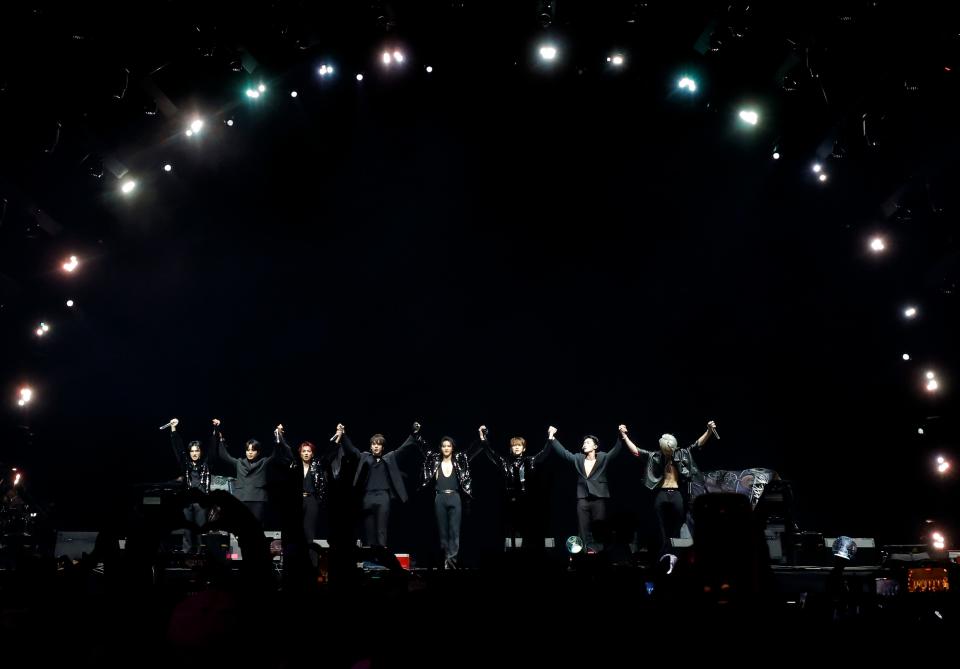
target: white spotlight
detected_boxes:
[40,322,49,332]
[163,164,172,172]
[609,54,625,67]
[185,129,193,137]
[772,151,780,160]
[869,237,886,252]
[190,119,204,134]
[938,461,951,474]
[382,51,392,65]
[121,179,136,194]
[738,110,759,125]
[35,328,44,336]
[937,456,945,464]
[290,90,298,98]
[226,119,234,127]
[812,163,823,173]
[902,353,910,361]
[904,306,918,318]
[66,299,75,307]
[678,76,696,91]
[926,371,936,380]
[356,74,364,82]
[393,50,404,63]
[319,64,335,77]
[539,45,558,61]
[927,379,940,392]
[62,256,79,272]
[246,89,260,98]
[918,428,925,435]
[258,83,266,93]
[19,387,32,404]
[818,173,828,182]
[425,65,433,73]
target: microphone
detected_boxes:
[710,425,720,440]
[159,419,177,431]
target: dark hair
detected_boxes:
[188,440,202,451]
[245,439,261,450]
[583,435,600,448]
[440,436,457,449]
[370,434,386,447]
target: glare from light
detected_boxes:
[356,74,364,81]
[539,45,558,61]
[738,110,759,125]
[121,179,136,194]
[190,119,204,133]
[425,65,433,73]
[290,90,298,98]
[258,83,266,93]
[382,51,392,65]
[926,371,936,380]
[62,256,79,272]
[772,151,780,160]
[608,54,625,67]
[818,173,828,182]
[812,163,823,173]
[185,129,193,137]
[937,456,945,464]
[869,236,886,252]
[163,164,172,172]
[904,306,918,318]
[19,387,32,403]
[927,379,940,392]
[246,89,260,98]
[319,64,335,77]
[918,428,925,435]
[66,299,74,307]
[393,50,404,63]
[678,77,697,91]
[938,461,951,474]
[902,353,911,361]
[226,119,234,127]
[35,328,44,336]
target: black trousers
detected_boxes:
[434,492,463,560]
[576,496,607,552]
[302,495,322,565]
[654,488,686,557]
[183,502,207,553]
[362,490,391,547]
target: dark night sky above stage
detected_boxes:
[1,3,958,543]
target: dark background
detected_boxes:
[1,2,957,551]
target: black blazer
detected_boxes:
[544,437,624,499]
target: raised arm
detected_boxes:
[465,425,488,462]
[212,418,238,467]
[618,424,652,460]
[693,420,717,449]
[547,426,577,464]
[168,418,185,468]
[275,424,295,464]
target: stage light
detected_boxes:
[35,327,44,336]
[932,532,946,550]
[245,88,260,98]
[393,50,404,63]
[189,119,204,134]
[226,119,234,127]
[290,90,298,98]
[608,54,625,67]
[356,74,364,82]
[772,151,780,160]
[937,459,951,474]
[869,236,886,252]
[903,353,911,361]
[539,45,558,61]
[382,51,392,65]
[831,536,857,560]
[425,65,433,73]
[738,109,759,125]
[185,129,193,137]
[121,179,136,194]
[818,173,828,182]
[62,255,79,272]
[66,299,74,307]
[13,472,21,486]
[918,428,925,435]
[318,64,335,77]
[812,163,823,173]
[926,371,936,380]
[257,83,266,93]
[927,379,940,392]
[678,76,696,92]
[18,387,32,405]
[904,306,917,318]
[163,164,172,172]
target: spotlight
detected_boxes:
[356,74,364,82]
[226,119,234,127]
[927,379,940,392]
[678,76,696,91]
[818,173,828,182]
[66,299,74,307]
[926,371,936,380]
[918,428,925,435]
[163,164,172,172]
[393,50,404,63]
[869,236,886,252]
[245,89,260,98]
[18,387,32,405]
[738,109,759,125]
[932,532,946,550]
[318,64,335,77]
[290,90,298,98]
[121,179,136,194]
[189,119,204,134]
[608,54,625,67]
[812,163,823,173]
[772,151,780,160]
[62,255,79,272]
[902,353,911,361]
[937,459,951,474]
[539,45,558,61]
[185,130,193,137]
[35,327,44,336]
[382,51,392,65]
[257,83,266,93]
[425,65,433,73]
[904,306,918,318]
